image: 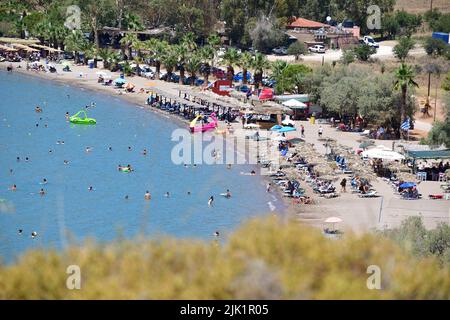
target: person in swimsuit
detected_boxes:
[39,188,45,196]
[144,191,151,200]
[208,196,214,206]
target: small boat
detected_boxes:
[69,110,96,125]
[189,112,218,133]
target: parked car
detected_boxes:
[308,45,326,53]
[272,46,288,55]
[140,66,155,79]
[362,36,379,48]
[63,52,74,60]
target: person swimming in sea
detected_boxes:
[142,149,147,156]
[208,196,214,206]
[165,192,170,197]
[63,160,69,165]
[9,184,17,191]
[41,178,48,185]
[18,229,23,235]
[9,169,13,174]
[16,157,20,162]
[39,188,45,196]
[214,231,220,238]
[144,191,151,200]
[251,170,256,175]
[124,195,129,200]
[25,157,29,162]
[48,149,53,154]
[85,146,92,153]
[108,146,112,151]
[65,112,70,120]
[35,106,42,113]
[36,123,39,127]
[31,231,38,238]
[225,189,231,198]
[88,186,94,191]
[187,191,191,195]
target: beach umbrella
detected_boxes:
[272,136,287,141]
[125,82,135,90]
[278,126,296,133]
[361,148,405,161]
[114,77,126,84]
[270,125,283,131]
[325,217,343,223]
[282,99,307,108]
[399,182,416,189]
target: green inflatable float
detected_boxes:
[69,110,96,125]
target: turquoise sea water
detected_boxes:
[0,71,283,263]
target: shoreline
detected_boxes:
[0,61,289,215]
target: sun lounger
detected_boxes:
[359,130,370,136]
[358,191,379,198]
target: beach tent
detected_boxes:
[361,147,405,161]
[282,99,307,108]
[278,126,296,133]
[259,88,273,100]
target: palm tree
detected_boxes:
[119,33,138,60]
[123,13,143,31]
[161,46,178,82]
[144,39,168,80]
[207,33,221,67]
[237,52,253,85]
[221,48,240,82]
[185,52,203,85]
[64,30,88,64]
[98,48,116,70]
[174,44,189,85]
[252,53,270,89]
[199,46,215,85]
[394,63,419,136]
[181,32,197,51]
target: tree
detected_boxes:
[393,37,415,61]
[174,43,189,85]
[221,48,240,82]
[287,41,306,61]
[340,49,355,65]
[64,30,88,64]
[424,37,448,57]
[394,63,419,136]
[78,0,114,50]
[98,48,117,70]
[251,52,270,89]
[185,52,203,85]
[119,33,138,60]
[199,45,215,85]
[237,52,253,85]
[144,38,167,80]
[353,44,376,62]
[161,46,178,82]
[249,15,286,53]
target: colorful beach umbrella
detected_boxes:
[278,126,296,133]
[114,78,126,84]
[270,125,283,131]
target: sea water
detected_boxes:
[0,71,282,262]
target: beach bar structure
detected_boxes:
[406,149,450,175]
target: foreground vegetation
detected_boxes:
[0,217,449,299]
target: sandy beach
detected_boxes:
[2,60,448,234]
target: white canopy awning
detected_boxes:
[282,99,307,108]
[362,147,405,161]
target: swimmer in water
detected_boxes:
[10,184,17,191]
[31,231,37,238]
[16,157,20,162]
[63,160,69,165]
[165,192,170,197]
[48,149,53,153]
[25,157,29,162]
[65,112,70,120]
[85,147,92,153]
[41,178,48,185]
[18,229,23,235]
[108,146,112,151]
[144,191,151,200]
[127,164,133,171]
[36,123,39,127]
[187,191,191,195]
[35,106,42,113]
[44,124,48,128]
[225,189,231,198]
[128,146,132,151]
[208,196,214,206]
[142,149,147,156]
[9,168,13,174]
[251,170,256,175]
[88,186,93,191]
[39,188,45,196]
[124,195,129,200]
[227,164,232,169]
[214,231,220,237]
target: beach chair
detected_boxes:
[358,191,379,198]
[359,129,370,136]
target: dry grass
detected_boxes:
[395,0,450,13]
[0,217,449,299]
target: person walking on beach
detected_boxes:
[340,178,347,193]
[318,126,323,138]
[266,183,272,193]
[301,125,305,138]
